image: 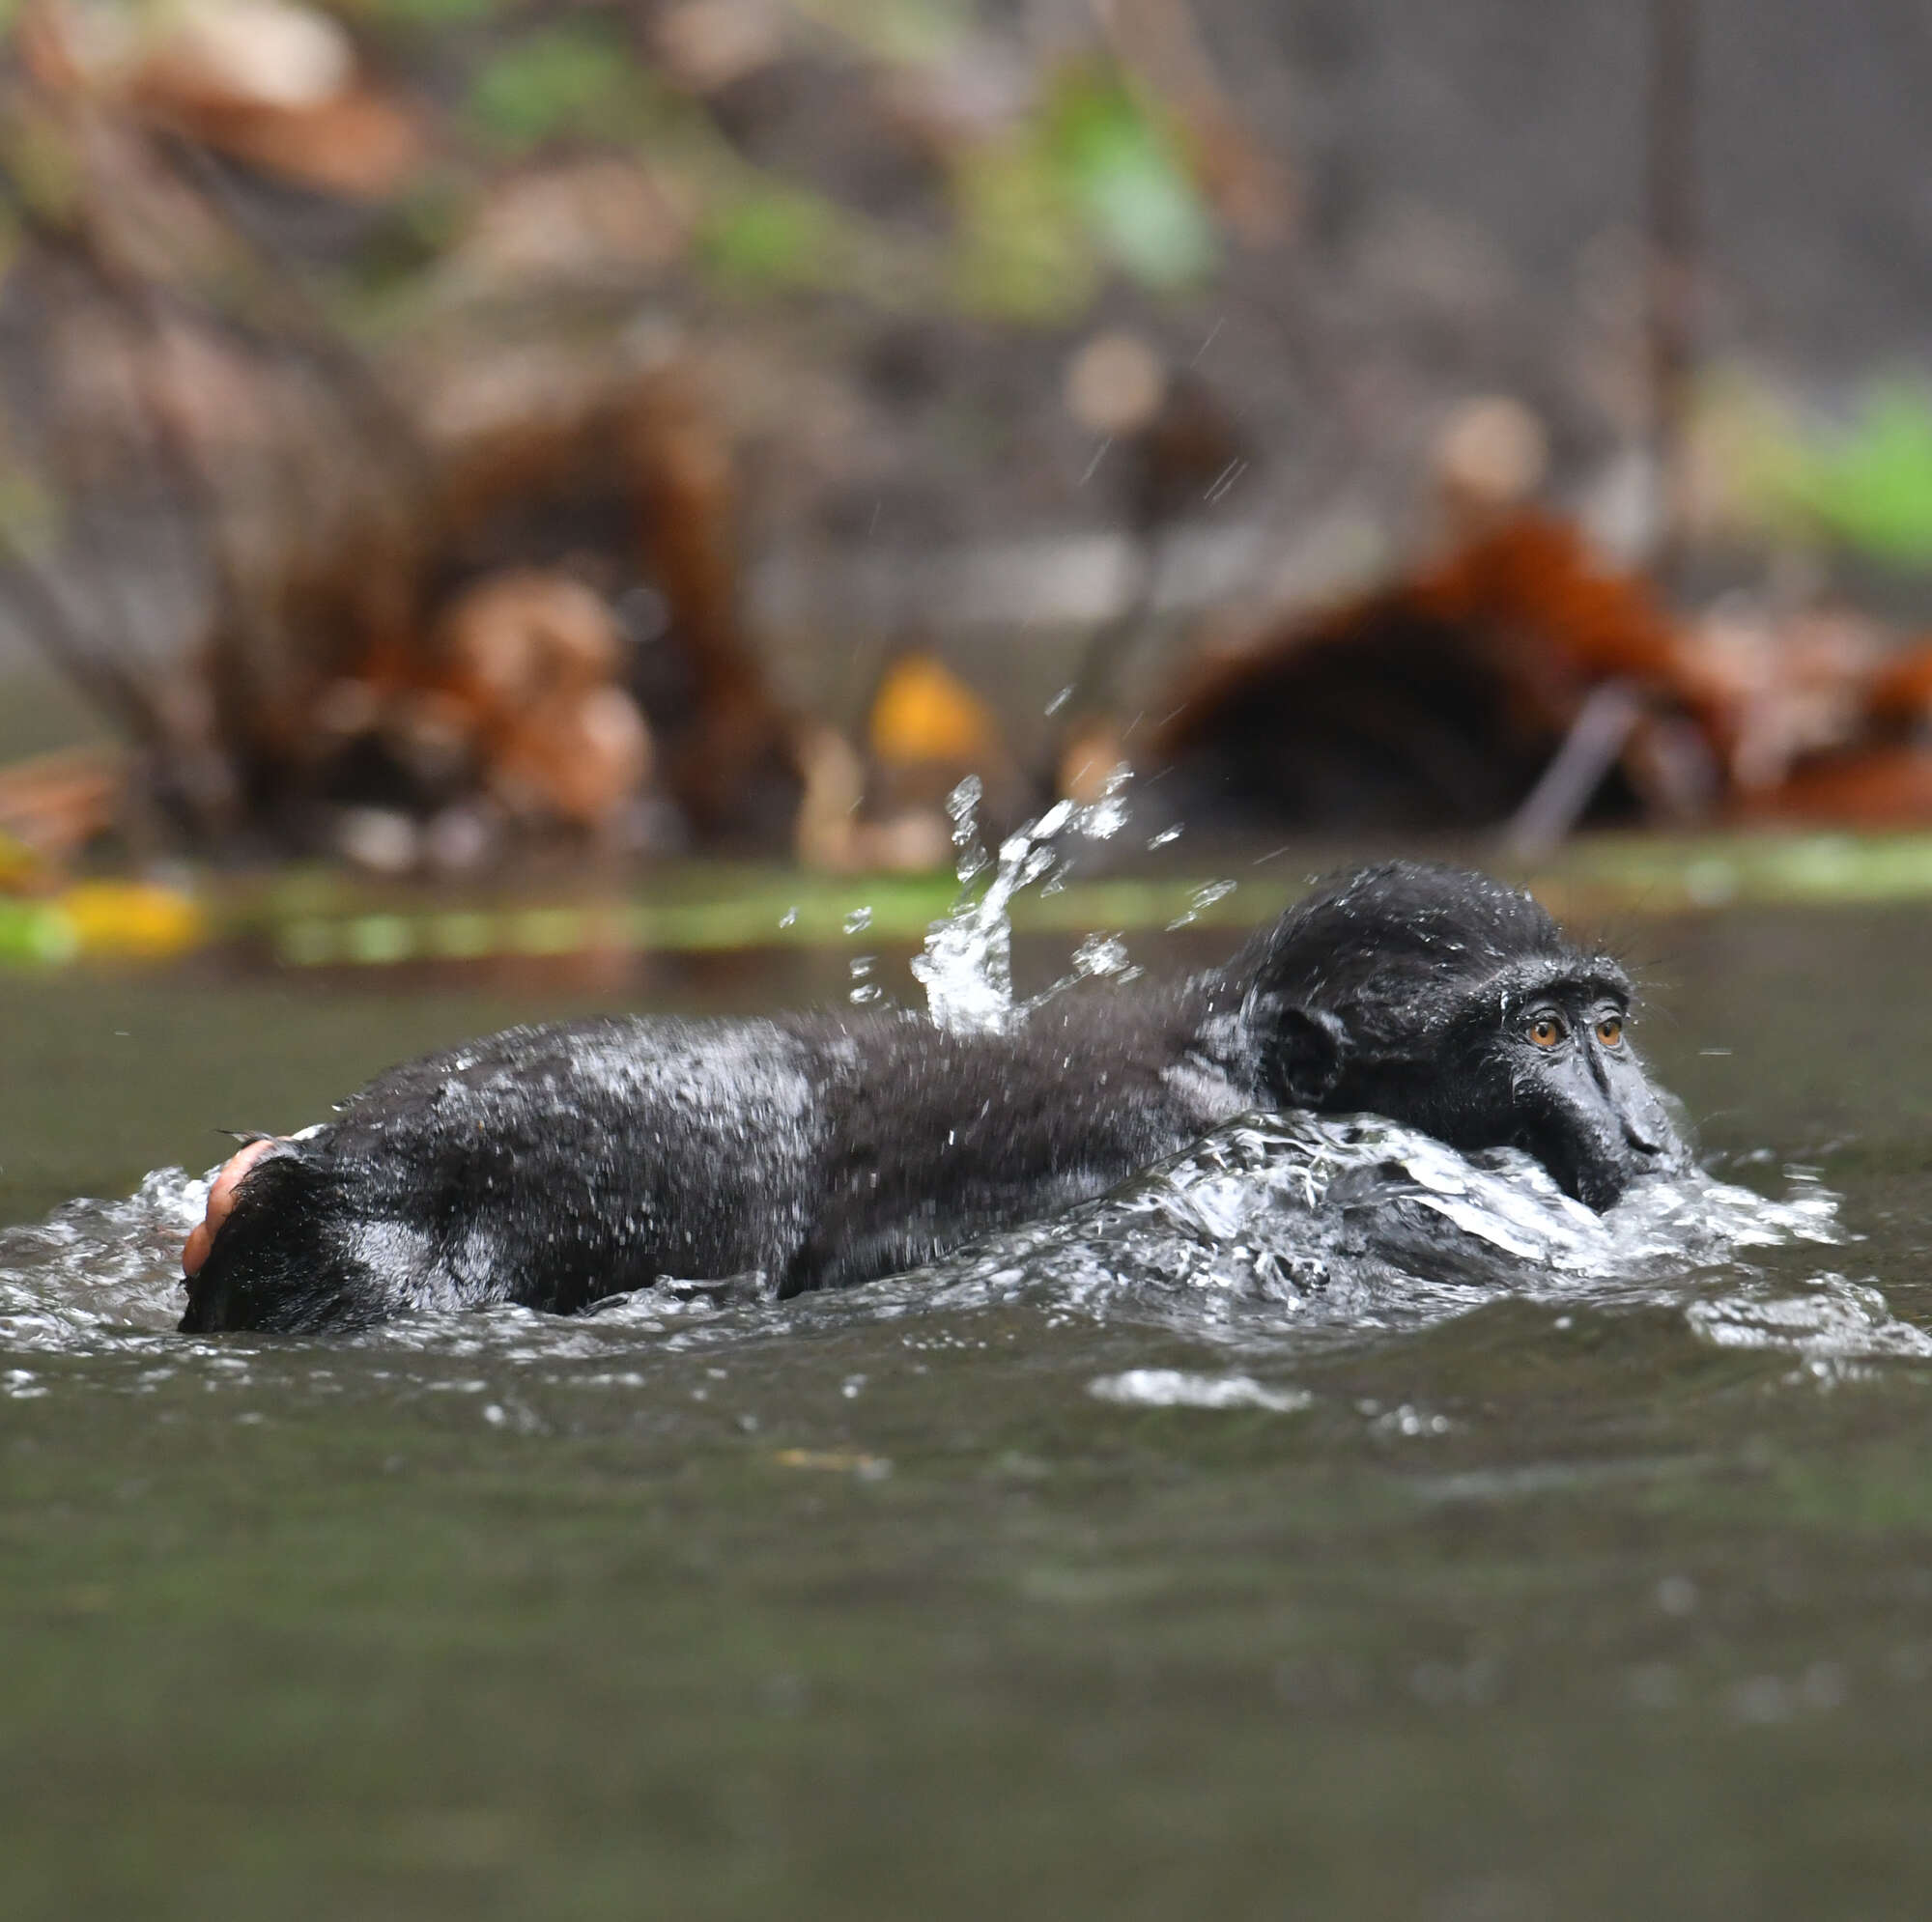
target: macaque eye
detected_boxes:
[1596,1015,1624,1048]
[1527,1014,1566,1049]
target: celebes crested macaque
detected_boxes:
[181,863,1686,1334]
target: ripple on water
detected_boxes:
[1088,1370,1313,1413]
[0,1116,1918,1404]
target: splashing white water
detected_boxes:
[0,781,1914,1389]
[860,1109,1898,1361]
[1166,878,1237,930]
[0,1111,1911,1388]
[0,1168,208,1357]
[909,771,1137,1035]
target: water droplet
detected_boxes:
[1072,764,1133,840]
[1071,932,1129,978]
[842,907,873,935]
[1166,878,1237,929]
[1146,824,1182,849]
[945,776,982,833]
[778,905,799,929]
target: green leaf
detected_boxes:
[698,189,840,288]
[1047,76,1217,291]
[469,27,652,152]
[1776,383,1932,566]
[948,136,1097,323]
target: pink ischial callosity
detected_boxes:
[183,1138,283,1278]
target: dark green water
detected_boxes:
[5,910,1932,1920]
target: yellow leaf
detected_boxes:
[868,652,998,767]
[57,881,206,959]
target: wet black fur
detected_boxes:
[181,862,1688,1334]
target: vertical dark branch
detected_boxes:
[1644,0,1700,589]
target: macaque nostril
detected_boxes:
[1623,1105,1683,1159]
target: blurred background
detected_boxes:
[4,0,1932,963]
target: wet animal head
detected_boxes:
[1237,862,1688,1210]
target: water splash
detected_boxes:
[1686,1273,1932,1362]
[1166,878,1236,929]
[909,771,1134,1035]
[0,1167,206,1358]
[847,953,881,1006]
[0,1116,1911,1392]
[852,1110,1883,1360]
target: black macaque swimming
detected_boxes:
[179,862,1688,1334]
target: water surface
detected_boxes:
[6,909,1932,1920]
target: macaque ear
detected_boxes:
[1244,994,1348,1107]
